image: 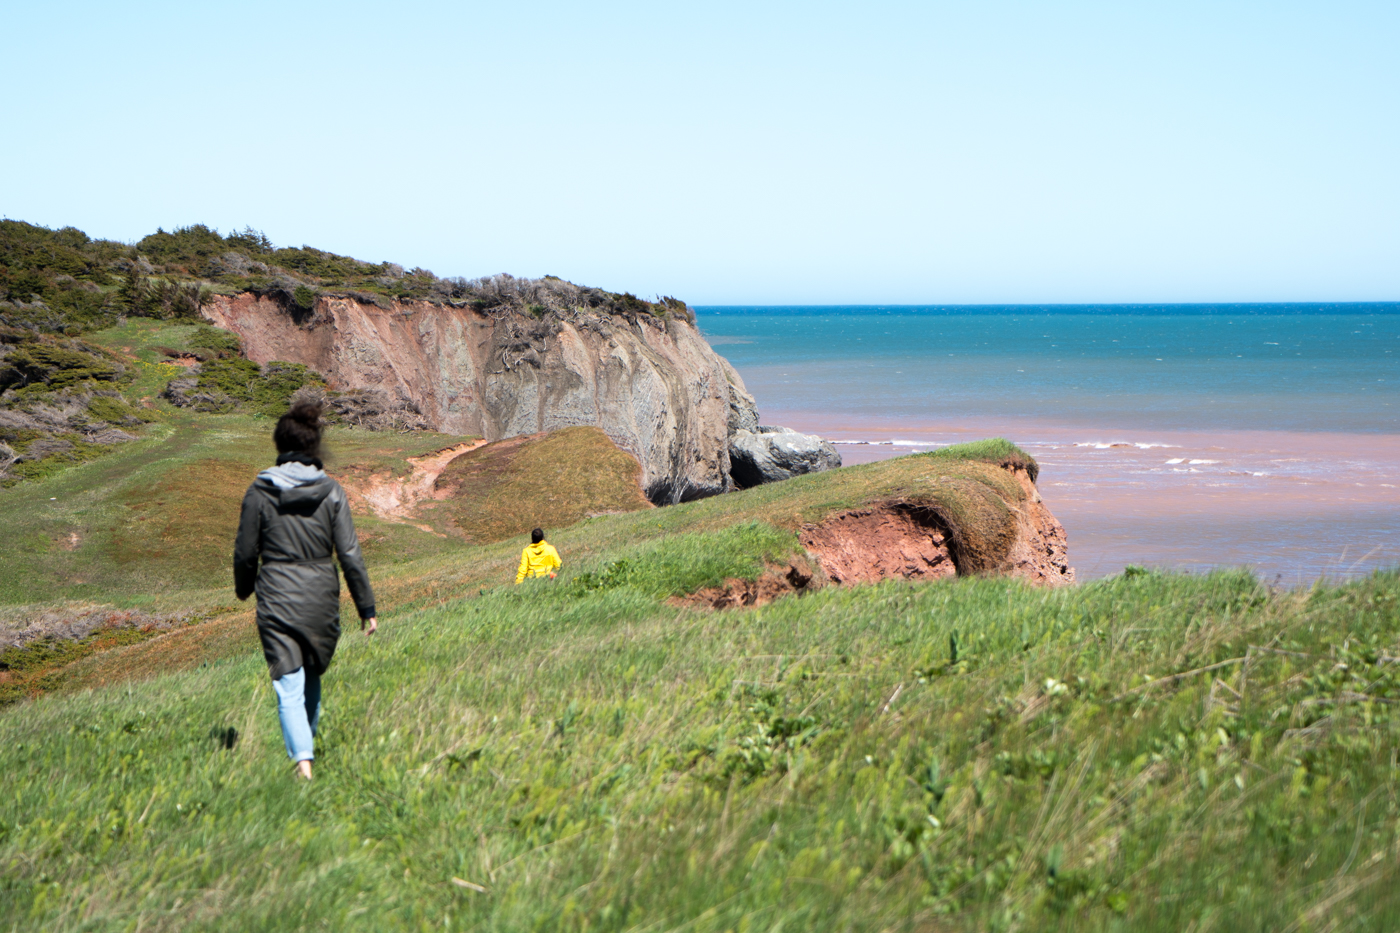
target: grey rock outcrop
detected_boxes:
[726,379,760,434]
[203,291,761,503]
[728,425,842,487]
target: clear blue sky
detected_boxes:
[5,1,1397,304]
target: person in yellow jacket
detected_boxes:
[516,527,561,583]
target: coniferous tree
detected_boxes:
[117,268,148,315]
[170,283,208,320]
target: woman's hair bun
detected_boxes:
[286,400,324,426]
[274,400,326,457]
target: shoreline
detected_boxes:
[763,412,1400,583]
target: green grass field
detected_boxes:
[2,395,1399,930]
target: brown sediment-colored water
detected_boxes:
[773,412,1400,583]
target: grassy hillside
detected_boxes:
[0,402,1398,929]
[6,217,1397,930]
[1,315,330,486]
[3,555,1398,930]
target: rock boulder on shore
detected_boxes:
[728,426,842,487]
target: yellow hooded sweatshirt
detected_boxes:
[516,540,562,583]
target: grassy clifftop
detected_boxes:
[1,398,1398,929]
[0,275,1392,930]
[0,219,692,337]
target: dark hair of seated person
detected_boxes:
[531,528,544,544]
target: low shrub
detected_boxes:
[165,359,325,417]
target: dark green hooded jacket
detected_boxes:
[234,460,375,680]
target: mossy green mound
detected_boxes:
[430,426,653,544]
[925,436,1039,481]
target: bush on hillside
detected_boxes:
[183,324,242,356]
[0,329,129,394]
[0,221,126,333]
[162,358,324,417]
[0,328,151,485]
[0,218,695,336]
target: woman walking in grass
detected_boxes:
[516,527,562,583]
[234,401,377,780]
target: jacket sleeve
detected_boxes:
[233,485,262,600]
[516,548,529,584]
[548,545,561,571]
[331,485,376,619]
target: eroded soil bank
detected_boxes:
[798,506,957,585]
[681,460,1074,609]
[797,465,1073,591]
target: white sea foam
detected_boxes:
[1188,459,1220,465]
[833,439,935,447]
[1074,441,1180,450]
[1165,458,1185,464]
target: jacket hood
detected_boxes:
[257,462,333,507]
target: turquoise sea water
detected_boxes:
[696,304,1400,434]
[695,305,1400,582]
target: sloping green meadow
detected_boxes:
[1,382,1397,930]
[3,535,1400,929]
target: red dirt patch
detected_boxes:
[674,562,816,610]
[799,505,957,585]
[339,440,486,534]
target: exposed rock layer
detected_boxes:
[1001,466,1075,586]
[203,293,759,503]
[672,562,817,610]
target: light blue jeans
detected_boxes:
[272,667,321,762]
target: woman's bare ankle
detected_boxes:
[295,759,313,780]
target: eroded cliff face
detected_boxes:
[203,293,756,502]
[797,464,1075,588]
[1001,466,1075,586]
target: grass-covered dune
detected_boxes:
[425,426,654,544]
[2,408,1400,929]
